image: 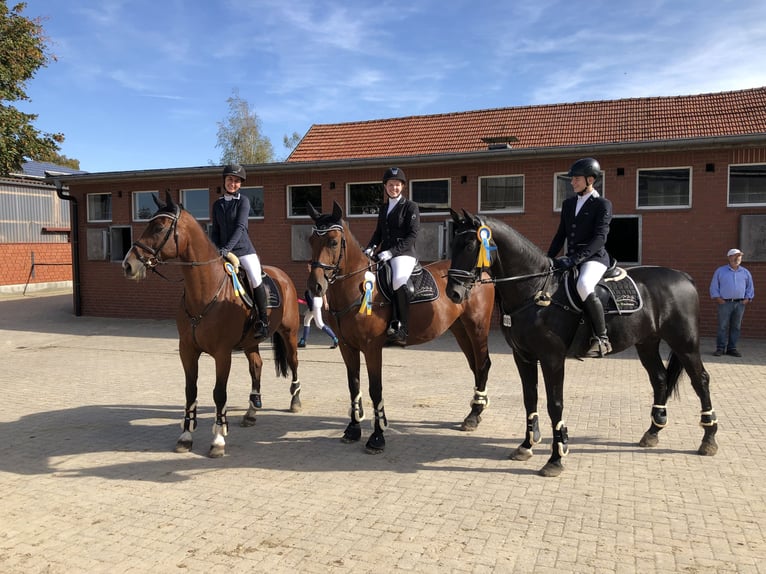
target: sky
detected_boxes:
[16,0,766,173]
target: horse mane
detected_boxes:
[479,215,550,267]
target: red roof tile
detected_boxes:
[287,87,766,162]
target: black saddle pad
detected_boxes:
[563,267,643,314]
[236,268,282,309]
[376,262,439,304]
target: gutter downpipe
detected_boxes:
[53,179,82,316]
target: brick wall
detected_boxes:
[0,243,72,286]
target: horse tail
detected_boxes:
[665,351,683,401]
[272,332,289,378]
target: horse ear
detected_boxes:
[332,200,343,221]
[307,202,320,221]
[463,209,480,227]
[152,193,163,209]
[449,208,462,224]
[165,191,175,208]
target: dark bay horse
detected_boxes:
[122,192,301,457]
[446,210,718,477]
[307,201,495,453]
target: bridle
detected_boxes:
[130,204,181,270]
[310,223,374,284]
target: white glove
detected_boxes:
[364,247,374,258]
[377,250,393,262]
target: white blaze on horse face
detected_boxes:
[122,248,145,280]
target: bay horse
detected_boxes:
[307,201,495,453]
[445,210,718,477]
[122,192,301,457]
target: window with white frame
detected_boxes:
[347,182,383,216]
[288,184,322,217]
[132,191,159,221]
[87,193,112,222]
[729,163,766,205]
[182,188,210,220]
[479,174,524,213]
[637,167,690,208]
[553,171,604,211]
[241,186,265,217]
[411,178,450,213]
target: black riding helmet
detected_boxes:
[222,164,246,182]
[382,167,407,184]
[567,157,600,180]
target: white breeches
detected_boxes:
[304,296,326,329]
[391,255,417,290]
[576,260,607,300]
[239,253,263,287]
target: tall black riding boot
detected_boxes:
[583,293,611,357]
[388,286,410,346]
[253,283,270,339]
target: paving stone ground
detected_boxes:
[0,291,764,573]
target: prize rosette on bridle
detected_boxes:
[476,225,496,269]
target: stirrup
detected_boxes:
[585,336,611,358]
[387,328,408,347]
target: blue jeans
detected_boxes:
[716,301,746,350]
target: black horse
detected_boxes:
[445,210,718,477]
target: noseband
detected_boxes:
[447,228,485,292]
[130,204,181,269]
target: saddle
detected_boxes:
[376,261,439,304]
[562,263,643,315]
[226,263,282,309]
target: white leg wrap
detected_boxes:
[470,387,490,408]
[372,399,388,430]
[349,392,365,422]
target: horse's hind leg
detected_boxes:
[635,341,670,448]
[450,321,491,431]
[176,345,202,453]
[674,350,718,456]
[339,345,364,444]
[241,348,264,427]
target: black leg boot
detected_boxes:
[253,283,270,339]
[583,293,611,357]
[389,286,410,346]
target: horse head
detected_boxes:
[445,209,488,303]
[307,200,347,297]
[122,190,182,280]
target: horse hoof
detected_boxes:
[510,446,534,461]
[365,433,385,453]
[240,414,257,427]
[639,431,659,448]
[342,423,362,443]
[539,461,564,477]
[461,415,481,432]
[208,445,225,458]
[698,441,718,456]
[289,399,302,413]
[174,440,192,453]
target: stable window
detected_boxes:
[110,226,132,262]
[87,193,112,222]
[637,167,691,208]
[132,191,159,221]
[182,188,210,220]
[347,182,383,216]
[288,184,322,217]
[479,174,524,213]
[241,186,265,218]
[553,171,604,211]
[411,179,450,214]
[729,163,766,205]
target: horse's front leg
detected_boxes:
[339,344,364,444]
[450,321,492,431]
[241,347,264,427]
[209,352,233,458]
[538,359,567,477]
[175,344,202,453]
[364,345,386,454]
[509,353,541,461]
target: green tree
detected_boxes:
[31,149,80,170]
[215,89,274,165]
[283,131,302,152]
[0,2,65,176]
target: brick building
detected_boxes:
[0,161,84,294]
[50,87,766,337]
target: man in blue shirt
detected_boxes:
[709,248,755,357]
